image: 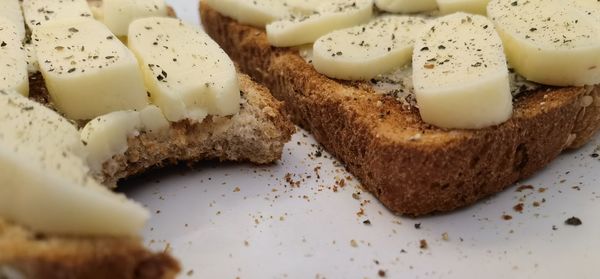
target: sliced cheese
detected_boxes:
[33,18,148,120]
[313,15,428,80]
[0,18,28,96]
[81,106,169,172]
[570,0,600,24]
[103,0,167,36]
[488,0,600,86]
[0,91,149,236]
[0,0,26,40]
[89,0,104,21]
[437,0,491,15]
[413,13,512,129]
[375,0,438,13]
[203,0,291,27]
[22,0,93,29]
[266,0,374,47]
[128,17,241,122]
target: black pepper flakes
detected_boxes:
[565,217,582,226]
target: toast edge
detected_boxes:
[200,2,600,216]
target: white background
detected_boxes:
[126,1,600,278]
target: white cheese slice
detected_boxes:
[375,0,438,13]
[81,105,169,172]
[0,91,149,236]
[0,18,29,96]
[22,0,93,29]
[33,18,148,120]
[89,0,104,21]
[128,17,241,122]
[203,0,291,27]
[103,0,167,36]
[570,0,600,24]
[488,0,600,86]
[313,15,428,80]
[266,0,374,47]
[0,0,26,40]
[413,13,512,129]
[437,0,490,15]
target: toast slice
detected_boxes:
[28,71,295,187]
[0,69,293,279]
[200,3,600,216]
[0,5,294,279]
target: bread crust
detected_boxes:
[0,219,179,279]
[200,3,600,216]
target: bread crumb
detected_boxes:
[233,186,240,192]
[441,232,449,241]
[419,239,428,249]
[350,239,358,248]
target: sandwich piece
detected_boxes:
[200,1,600,216]
[0,2,294,279]
[0,91,179,279]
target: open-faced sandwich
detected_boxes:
[0,0,294,278]
[200,0,600,216]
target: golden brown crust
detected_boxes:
[200,3,600,216]
[0,219,179,279]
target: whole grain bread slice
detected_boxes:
[1,59,294,279]
[28,72,295,186]
[200,2,600,216]
[1,3,295,278]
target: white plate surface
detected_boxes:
[126,1,600,278]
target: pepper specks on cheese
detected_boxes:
[488,0,600,86]
[266,0,374,47]
[313,15,428,80]
[0,18,29,96]
[22,0,93,29]
[413,13,512,129]
[33,18,148,120]
[0,91,149,237]
[128,17,240,122]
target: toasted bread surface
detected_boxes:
[0,219,179,279]
[200,3,600,216]
[28,71,294,186]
